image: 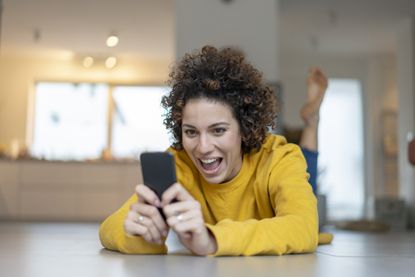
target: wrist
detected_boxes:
[205,229,217,255]
[191,228,217,256]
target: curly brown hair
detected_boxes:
[161,45,278,153]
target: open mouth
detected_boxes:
[198,158,222,174]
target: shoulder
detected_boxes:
[254,134,304,161]
[246,134,306,176]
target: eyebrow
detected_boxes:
[182,122,231,129]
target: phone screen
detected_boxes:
[140,152,177,199]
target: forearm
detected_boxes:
[206,213,318,256]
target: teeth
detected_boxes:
[201,158,217,164]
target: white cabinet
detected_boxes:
[0,160,142,221]
[0,162,20,218]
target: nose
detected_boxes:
[197,133,214,154]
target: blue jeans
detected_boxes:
[301,148,318,195]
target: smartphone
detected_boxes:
[140,152,177,219]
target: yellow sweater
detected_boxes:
[99,135,319,256]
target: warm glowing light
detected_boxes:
[82,56,94,68]
[105,56,117,69]
[106,35,119,47]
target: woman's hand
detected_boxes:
[124,184,169,245]
[162,183,217,256]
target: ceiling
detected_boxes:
[1,0,415,60]
[0,0,174,60]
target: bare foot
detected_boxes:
[300,68,328,126]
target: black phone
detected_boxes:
[140,152,177,219]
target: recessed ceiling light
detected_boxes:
[82,56,94,68]
[106,35,119,47]
[105,56,117,69]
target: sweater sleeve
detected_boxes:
[205,146,318,256]
[99,194,167,254]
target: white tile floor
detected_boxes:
[0,222,414,277]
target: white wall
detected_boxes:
[280,53,366,126]
[175,0,279,82]
[365,54,398,217]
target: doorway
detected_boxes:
[318,79,364,221]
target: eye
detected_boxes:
[184,129,197,137]
[212,127,226,136]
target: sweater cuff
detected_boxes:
[205,220,242,256]
[120,231,168,254]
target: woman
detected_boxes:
[99,46,319,256]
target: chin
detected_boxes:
[202,173,225,184]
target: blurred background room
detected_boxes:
[0,0,414,232]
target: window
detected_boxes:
[32,83,108,160]
[111,86,170,158]
[318,79,364,220]
[31,83,170,161]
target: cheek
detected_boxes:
[223,134,242,154]
[182,137,193,152]
[231,131,242,145]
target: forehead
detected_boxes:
[182,98,236,126]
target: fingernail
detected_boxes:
[163,231,168,237]
[154,200,161,207]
